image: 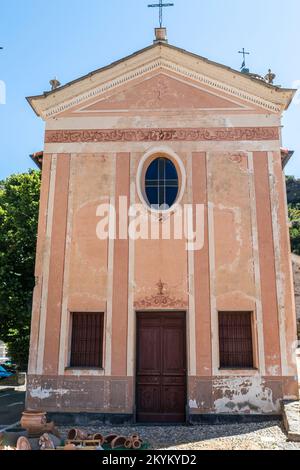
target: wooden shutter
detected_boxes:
[219,312,254,368]
[70,313,104,368]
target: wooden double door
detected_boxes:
[136,312,187,423]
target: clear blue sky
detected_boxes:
[0,0,299,179]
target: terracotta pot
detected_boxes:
[16,436,32,451]
[104,434,118,444]
[111,436,127,449]
[132,439,142,450]
[125,439,133,449]
[92,433,104,445]
[67,429,89,441]
[39,433,61,450]
[21,410,47,431]
[0,430,28,448]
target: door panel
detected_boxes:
[163,326,185,373]
[137,385,160,414]
[136,312,186,423]
[162,386,186,413]
[138,325,161,374]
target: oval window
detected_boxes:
[145,157,179,210]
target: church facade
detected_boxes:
[26,29,298,422]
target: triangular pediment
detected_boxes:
[74,73,246,114]
[27,42,295,119]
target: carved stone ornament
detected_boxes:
[134,280,188,310]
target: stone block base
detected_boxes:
[48,412,134,426]
[282,400,300,442]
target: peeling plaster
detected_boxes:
[266,365,281,377]
[29,386,69,400]
[189,399,198,409]
[213,377,280,414]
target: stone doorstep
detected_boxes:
[282,400,300,442]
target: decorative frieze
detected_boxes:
[45,127,279,143]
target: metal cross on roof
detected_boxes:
[148,0,174,28]
[238,47,250,70]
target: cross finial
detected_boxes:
[238,47,250,71]
[148,0,174,28]
[156,279,167,296]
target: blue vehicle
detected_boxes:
[0,364,13,379]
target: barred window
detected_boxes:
[70,313,104,368]
[219,312,254,369]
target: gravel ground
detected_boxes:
[59,421,300,451]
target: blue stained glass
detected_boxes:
[145,157,179,209]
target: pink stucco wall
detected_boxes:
[26,58,298,416]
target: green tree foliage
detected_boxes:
[286,175,300,205]
[289,206,300,255]
[0,170,41,369]
[286,176,300,256]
